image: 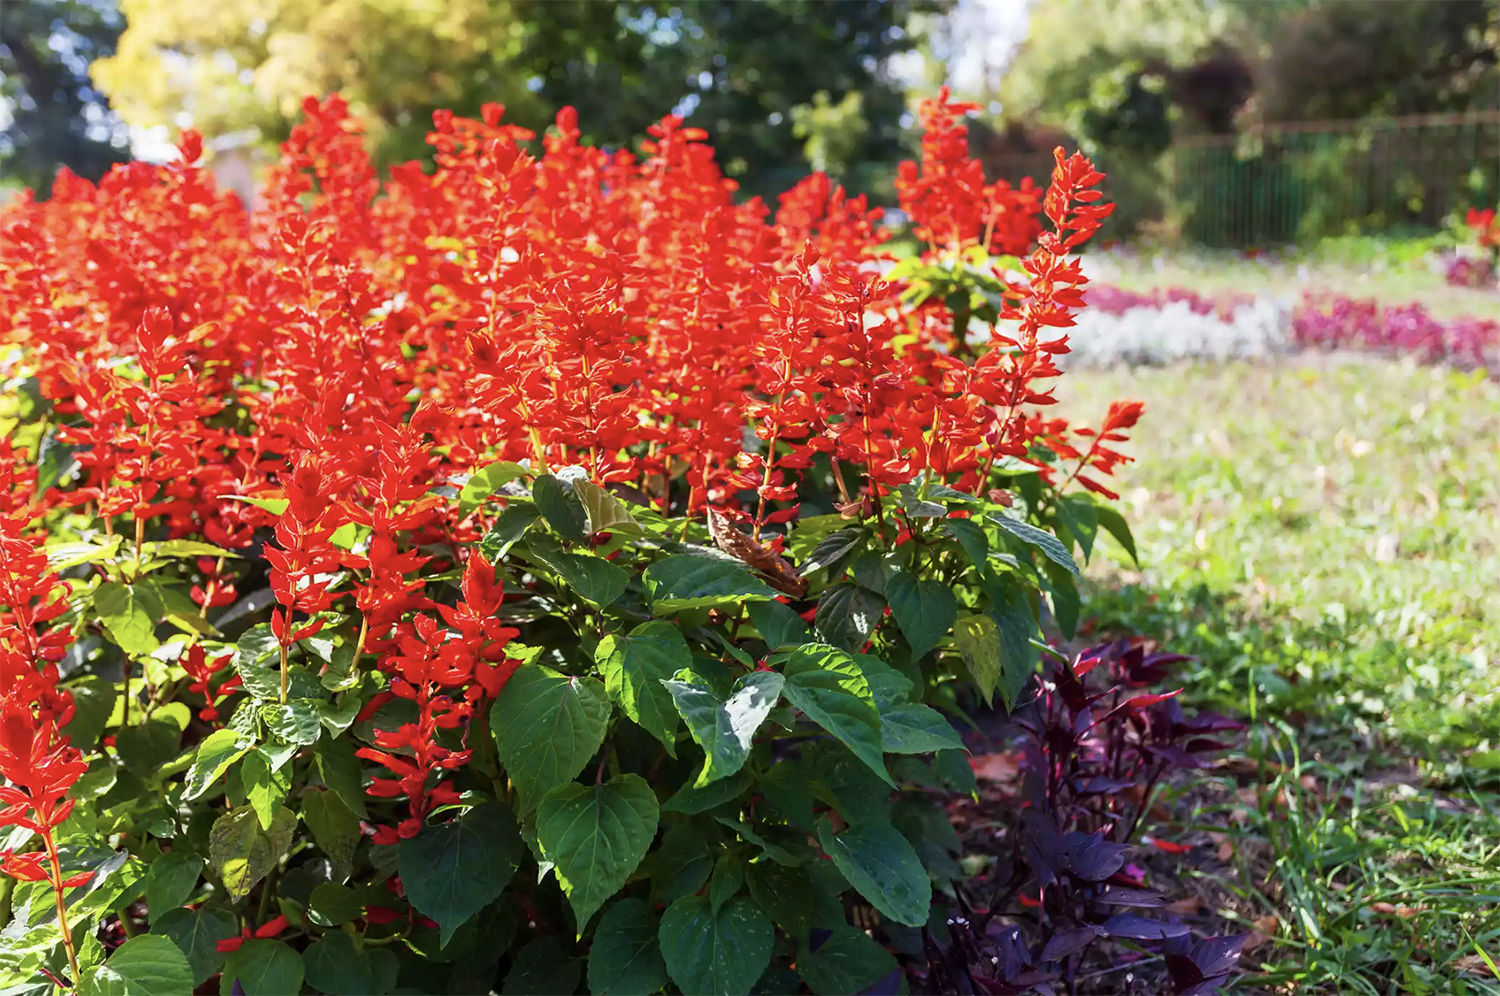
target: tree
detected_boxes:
[0,0,130,195]
[91,0,945,180]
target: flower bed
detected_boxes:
[1291,293,1500,369]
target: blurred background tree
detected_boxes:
[0,0,131,195]
[88,0,944,188]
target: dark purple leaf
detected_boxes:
[1144,744,1204,769]
[1093,886,1168,908]
[1072,776,1136,795]
[1101,914,1192,940]
[1191,934,1248,977]
[970,973,1023,995]
[1040,926,1104,962]
[232,982,247,996]
[1183,737,1234,754]
[1065,832,1128,881]
[1182,975,1233,996]
[1165,952,1204,989]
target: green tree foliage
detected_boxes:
[91,0,944,176]
[0,0,130,195]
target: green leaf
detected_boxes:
[589,898,668,996]
[658,895,774,996]
[745,599,810,650]
[303,932,378,996]
[661,768,752,815]
[261,699,322,745]
[480,502,542,560]
[988,574,1041,709]
[183,728,253,801]
[490,665,612,813]
[895,484,945,518]
[94,582,160,657]
[81,934,194,996]
[219,939,303,996]
[799,526,868,574]
[880,704,965,754]
[534,474,589,543]
[745,860,845,938]
[648,823,714,906]
[144,852,202,923]
[61,674,116,749]
[302,790,360,881]
[241,750,290,830]
[816,818,931,927]
[797,926,899,996]
[663,671,784,788]
[153,907,236,986]
[953,615,1001,706]
[459,460,527,515]
[208,806,296,903]
[115,719,181,777]
[852,654,914,711]
[942,518,989,570]
[221,494,289,516]
[503,936,580,996]
[1056,495,1099,562]
[537,774,659,934]
[307,882,365,927]
[782,645,893,787]
[1093,501,1140,567]
[548,552,630,608]
[46,535,123,570]
[575,480,645,536]
[709,853,745,912]
[147,540,240,560]
[598,622,689,755]
[812,582,884,652]
[993,514,1082,579]
[1042,558,1080,639]
[398,802,524,946]
[885,573,957,659]
[644,556,778,613]
[315,734,368,819]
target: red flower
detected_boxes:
[216,914,290,953]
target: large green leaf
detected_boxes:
[93,582,159,657]
[143,852,202,923]
[1055,494,1100,562]
[798,526,868,573]
[884,572,957,659]
[745,599,810,650]
[588,897,668,996]
[744,861,846,939]
[880,703,965,754]
[153,907,236,986]
[812,582,884,651]
[598,622,689,754]
[953,615,1001,705]
[219,940,303,996]
[241,749,290,830]
[302,789,360,881]
[658,895,774,996]
[490,665,612,813]
[480,503,542,560]
[648,823,715,906]
[459,460,527,515]
[988,574,1042,709]
[547,552,631,608]
[315,734,368,819]
[502,936,580,995]
[797,926,899,996]
[182,728,252,801]
[993,514,1082,579]
[398,802,524,946]
[536,775,659,933]
[1092,501,1140,567]
[663,671,784,788]
[534,474,589,542]
[942,518,989,569]
[81,934,194,996]
[261,699,322,745]
[816,818,931,927]
[643,556,777,613]
[303,932,381,996]
[208,807,296,902]
[781,645,893,787]
[1042,558,1080,639]
[575,480,644,537]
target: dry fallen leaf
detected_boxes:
[1455,954,1500,979]
[1217,839,1236,862]
[969,752,1022,783]
[707,507,807,597]
[1241,915,1281,953]
[1165,896,1203,914]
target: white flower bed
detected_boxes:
[1056,296,1293,369]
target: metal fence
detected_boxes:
[794,112,1500,249]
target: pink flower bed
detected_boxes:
[1292,293,1500,369]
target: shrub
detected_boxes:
[0,90,1214,995]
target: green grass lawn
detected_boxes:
[1060,357,1500,994]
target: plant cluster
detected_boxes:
[1291,292,1500,369]
[927,641,1247,995]
[0,89,1225,995]
[1444,206,1499,289]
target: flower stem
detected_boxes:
[42,828,80,990]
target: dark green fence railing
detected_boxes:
[769,111,1499,250]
